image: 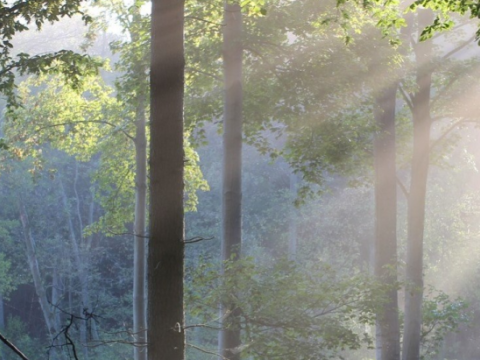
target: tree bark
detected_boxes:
[52,267,61,332]
[148,0,185,358]
[19,205,60,360]
[0,294,5,360]
[374,83,400,360]
[219,3,243,360]
[133,57,148,360]
[288,172,297,261]
[59,177,93,359]
[402,10,434,360]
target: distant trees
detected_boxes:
[2,1,480,360]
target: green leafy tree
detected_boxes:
[0,0,101,107]
[188,257,383,360]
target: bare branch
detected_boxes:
[33,120,135,142]
[442,35,476,60]
[186,67,222,82]
[184,236,214,244]
[185,15,223,27]
[429,119,474,151]
[184,323,222,330]
[0,332,29,360]
[396,176,409,199]
[188,343,229,360]
[399,85,414,113]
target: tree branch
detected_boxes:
[187,343,229,360]
[34,120,135,142]
[442,35,476,60]
[399,84,414,113]
[185,67,222,82]
[396,176,409,199]
[429,119,467,151]
[185,15,223,27]
[0,332,29,360]
[184,236,214,244]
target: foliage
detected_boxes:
[421,288,469,359]
[409,0,480,41]
[2,316,44,360]
[0,253,13,297]
[0,0,102,107]
[346,0,480,42]
[4,74,208,234]
[187,257,382,359]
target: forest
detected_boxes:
[0,0,479,360]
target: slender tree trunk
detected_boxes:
[59,178,93,359]
[0,294,5,360]
[374,83,400,360]
[133,63,148,360]
[288,172,297,261]
[148,0,185,358]
[52,267,61,331]
[19,205,60,360]
[402,10,434,360]
[86,186,96,251]
[219,3,243,360]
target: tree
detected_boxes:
[0,0,100,107]
[148,0,186,359]
[219,2,244,359]
[189,257,382,360]
[373,80,400,360]
[91,3,151,358]
[401,10,434,360]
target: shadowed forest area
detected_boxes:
[0,1,480,360]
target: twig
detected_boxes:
[0,332,29,360]
[396,176,409,199]
[187,343,229,360]
[185,15,223,27]
[104,229,150,238]
[34,120,135,142]
[184,236,214,244]
[399,84,414,113]
[442,35,476,60]
[184,323,222,330]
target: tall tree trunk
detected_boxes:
[288,172,297,261]
[374,83,400,360]
[219,3,243,360]
[0,294,5,360]
[52,267,61,331]
[59,177,97,358]
[19,205,60,360]
[148,0,185,358]
[133,59,148,360]
[402,10,434,360]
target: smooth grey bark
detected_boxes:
[374,83,400,360]
[19,205,60,360]
[59,177,96,358]
[288,172,297,261]
[132,45,148,360]
[219,3,243,360]
[148,0,185,358]
[52,267,61,330]
[0,294,5,360]
[402,10,434,360]
[86,186,96,251]
[0,295,4,331]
